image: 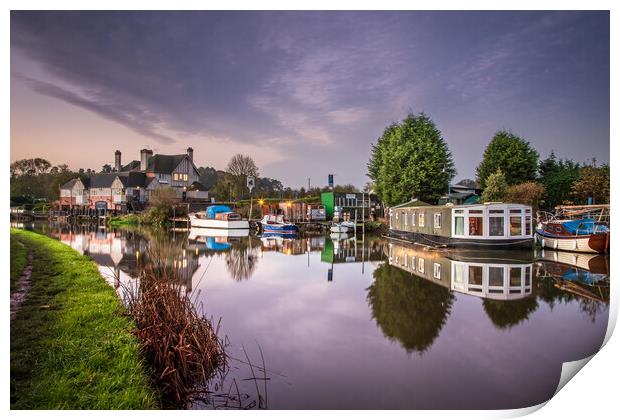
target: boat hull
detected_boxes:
[388,229,534,249]
[262,224,299,234]
[189,213,250,230]
[535,230,609,254]
[188,227,249,240]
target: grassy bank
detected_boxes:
[10,234,28,292]
[10,228,158,409]
[108,214,141,227]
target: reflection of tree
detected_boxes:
[482,298,538,330]
[367,264,455,354]
[225,241,260,282]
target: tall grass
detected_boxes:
[121,251,227,408]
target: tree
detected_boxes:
[481,169,508,202]
[505,181,545,209]
[538,152,581,210]
[102,164,113,173]
[476,131,539,189]
[226,154,259,200]
[571,164,610,204]
[367,113,456,206]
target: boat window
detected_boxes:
[469,216,483,236]
[525,209,531,213]
[489,216,505,236]
[411,212,416,227]
[510,209,522,214]
[433,263,441,279]
[510,267,522,287]
[418,212,425,227]
[525,216,532,235]
[454,209,464,214]
[453,264,466,289]
[555,227,562,233]
[403,254,408,267]
[434,213,441,229]
[468,266,483,286]
[469,209,483,214]
[455,215,465,235]
[417,257,425,273]
[489,267,504,287]
[404,212,408,227]
[525,266,531,286]
[510,216,522,236]
[489,209,504,214]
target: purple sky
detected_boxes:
[10,11,609,188]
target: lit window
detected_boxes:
[455,215,464,235]
[173,173,179,181]
[489,216,505,236]
[418,212,425,227]
[433,263,441,279]
[411,212,416,227]
[417,257,425,273]
[469,215,483,236]
[525,216,532,235]
[183,174,188,181]
[404,212,408,227]
[510,216,523,236]
[434,213,441,229]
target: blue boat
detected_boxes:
[260,214,299,235]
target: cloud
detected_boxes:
[15,74,176,144]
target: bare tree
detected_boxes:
[226,154,259,178]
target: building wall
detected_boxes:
[390,206,452,237]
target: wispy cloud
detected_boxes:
[15,74,176,144]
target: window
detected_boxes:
[525,266,531,287]
[403,254,408,267]
[417,257,425,273]
[510,267,522,287]
[404,212,408,227]
[434,213,441,229]
[489,267,504,287]
[183,174,188,181]
[433,263,441,279]
[510,216,523,236]
[173,173,179,181]
[489,216,505,236]
[468,266,483,286]
[469,215,483,236]
[418,212,425,227]
[455,215,465,235]
[411,212,416,227]
[525,216,532,235]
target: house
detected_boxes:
[58,147,205,211]
[438,179,482,205]
[320,191,383,220]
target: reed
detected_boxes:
[122,255,227,408]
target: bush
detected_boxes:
[505,181,545,209]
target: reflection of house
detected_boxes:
[59,147,204,211]
[320,236,385,264]
[386,241,533,300]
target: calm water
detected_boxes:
[16,223,610,409]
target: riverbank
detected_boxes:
[10,228,158,409]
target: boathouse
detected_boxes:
[320,191,383,220]
[388,200,534,249]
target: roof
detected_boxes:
[146,154,187,174]
[391,199,431,209]
[60,178,81,190]
[119,172,147,188]
[88,173,121,188]
[121,160,140,171]
[453,179,479,190]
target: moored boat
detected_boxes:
[189,205,250,230]
[535,218,609,254]
[330,221,355,233]
[259,214,299,235]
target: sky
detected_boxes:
[10,11,610,188]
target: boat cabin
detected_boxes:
[389,201,534,249]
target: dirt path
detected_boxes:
[10,251,33,321]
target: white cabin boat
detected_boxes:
[189,205,249,230]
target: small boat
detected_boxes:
[535,218,609,254]
[188,227,249,240]
[330,221,355,233]
[189,205,250,230]
[259,214,299,235]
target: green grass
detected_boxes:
[108,214,141,227]
[10,235,28,292]
[10,228,159,409]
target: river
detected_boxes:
[13,222,610,410]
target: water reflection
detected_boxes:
[17,223,610,409]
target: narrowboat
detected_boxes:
[259,214,299,235]
[388,200,534,249]
[189,205,250,230]
[535,218,609,254]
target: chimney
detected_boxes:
[114,150,122,172]
[186,147,194,163]
[140,149,153,171]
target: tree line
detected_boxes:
[367,113,610,209]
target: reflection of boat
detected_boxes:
[535,218,609,254]
[329,232,354,241]
[261,231,298,239]
[330,221,355,233]
[386,240,533,301]
[537,259,609,303]
[188,227,249,240]
[189,205,250,230]
[259,214,299,235]
[535,249,609,274]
